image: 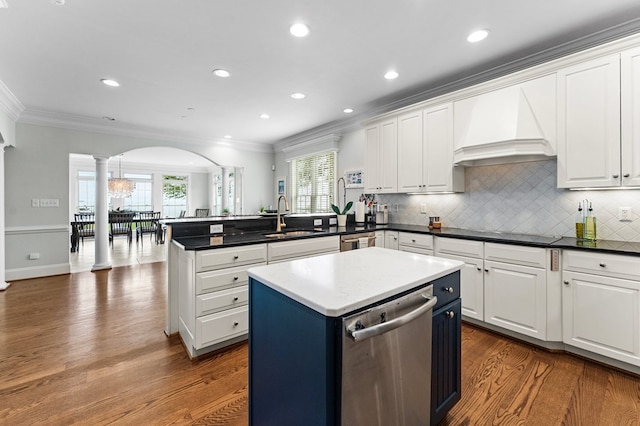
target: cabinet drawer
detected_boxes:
[435,237,483,258]
[196,244,267,272]
[196,286,248,317]
[399,232,433,250]
[196,263,265,295]
[195,305,248,349]
[268,236,339,263]
[484,243,546,269]
[399,246,433,256]
[432,272,461,310]
[564,250,640,281]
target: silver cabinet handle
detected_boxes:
[348,296,438,342]
[599,263,606,268]
[624,173,630,178]
[447,311,455,319]
[233,255,239,260]
[233,297,239,302]
[233,276,239,281]
[476,267,482,271]
[233,321,239,327]
[563,280,570,285]
[613,174,619,178]
[444,287,454,294]
[484,268,489,273]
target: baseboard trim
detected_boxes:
[6,263,70,281]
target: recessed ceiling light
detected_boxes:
[186,107,195,111]
[102,116,115,121]
[467,29,489,43]
[290,23,310,37]
[101,78,120,87]
[212,69,231,78]
[0,0,8,9]
[384,71,399,80]
[291,92,305,100]
[343,108,354,114]
[52,0,65,5]
[224,135,232,139]
[260,113,270,119]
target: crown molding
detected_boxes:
[0,80,25,121]
[17,108,274,153]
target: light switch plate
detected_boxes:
[619,206,632,221]
[314,219,322,226]
[329,218,337,225]
[210,224,223,234]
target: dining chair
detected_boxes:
[108,212,134,246]
[195,208,210,217]
[74,213,95,245]
[136,211,160,245]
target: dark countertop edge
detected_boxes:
[172,222,640,257]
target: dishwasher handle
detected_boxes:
[348,295,438,342]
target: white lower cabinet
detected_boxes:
[267,236,339,263]
[384,231,399,250]
[484,259,547,340]
[562,250,640,366]
[179,243,267,358]
[374,231,385,247]
[398,232,433,255]
[435,238,558,341]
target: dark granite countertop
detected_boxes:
[170,220,640,257]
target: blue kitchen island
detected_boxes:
[248,247,463,425]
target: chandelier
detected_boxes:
[108,155,135,198]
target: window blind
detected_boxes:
[291,151,335,213]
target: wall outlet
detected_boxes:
[619,206,633,221]
[29,252,40,260]
[313,219,322,226]
[329,217,337,225]
[420,204,427,214]
[210,224,223,234]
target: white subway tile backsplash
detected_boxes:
[376,159,640,242]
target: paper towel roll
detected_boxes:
[358,237,369,248]
[356,201,365,223]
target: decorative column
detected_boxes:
[0,145,9,290]
[92,156,111,270]
[221,166,230,213]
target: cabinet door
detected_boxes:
[374,231,385,247]
[621,46,640,187]
[384,231,399,250]
[424,103,463,192]
[397,110,423,192]
[431,299,461,426]
[438,253,484,321]
[557,54,621,188]
[379,118,398,193]
[562,271,640,366]
[364,124,381,193]
[484,261,547,340]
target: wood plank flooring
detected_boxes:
[2,263,639,425]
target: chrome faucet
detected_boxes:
[337,176,346,208]
[276,194,290,232]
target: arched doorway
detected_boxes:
[68,147,243,272]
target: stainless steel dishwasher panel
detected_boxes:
[341,285,436,426]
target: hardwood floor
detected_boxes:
[69,236,166,273]
[2,263,639,425]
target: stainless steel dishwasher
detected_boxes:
[341,285,437,425]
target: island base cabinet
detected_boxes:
[431,299,461,426]
[562,271,640,366]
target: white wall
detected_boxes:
[0,109,16,146]
[5,122,274,280]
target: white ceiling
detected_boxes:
[2,1,640,147]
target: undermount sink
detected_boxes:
[263,230,319,239]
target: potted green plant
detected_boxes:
[331,201,353,227]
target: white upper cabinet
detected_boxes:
[397,103,463,193]
[621,46,640,187]
[557,54,621,188]
[453,74,557,167]
[364,117,397,193]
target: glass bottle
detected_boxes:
[575,203,584,240]
[584,202,597,241]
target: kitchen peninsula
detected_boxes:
[247,248,464,425]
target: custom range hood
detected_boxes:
[453,76,556,167]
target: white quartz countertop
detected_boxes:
[247,247,464,317]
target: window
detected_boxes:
[290,151,335,213]
[213,169,235,215]
[162,175,188,218]
[77,170,96,213]
[123,173,153,212]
